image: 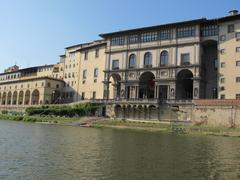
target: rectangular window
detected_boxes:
[236,94,240,99]
[95,48,99,58]
[94,68,98,78]
[220,49,225,54]
[92,91,96,99]
[220,35,226,41]
[236,61,240,66]
[228,24,235,33]
[159,29,171,40]
[221,62,226,68]
[111,36,125,46]
[177,26,196,38]
[81,92,85,100]
[181,53,190,65]
[220,78,225,83]
[236,77,240,82]
[236,47,240,53]
[112,60,119,70]
[141,32,158,43]
[83,70,87,79]
[84,51,88,60]
[201,25,218,37]
[128,34,139,44]
[236,32,240,39]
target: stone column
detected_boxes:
[135,86,139,99]
[16,92,19,105]
[29,91,32,105]
[22,93,25,105]
[156,85,159,99]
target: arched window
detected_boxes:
[144,52,152,67]
[129,54,136,68]
[160,51,168,66]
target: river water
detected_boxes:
[0,120,240,180]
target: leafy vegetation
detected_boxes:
[25,103,99,117]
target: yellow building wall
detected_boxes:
[219,19,240,99]
[78,45,106,99]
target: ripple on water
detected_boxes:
[0,120,240,180]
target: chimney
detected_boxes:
[229,10,239,16]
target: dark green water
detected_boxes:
[0,120,240,180]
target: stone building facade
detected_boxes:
[100,10,240,102]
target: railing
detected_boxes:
[82,98,193,105]
[0,99,194,109]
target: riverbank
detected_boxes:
[91,119,240,137]
[1,114,240,137]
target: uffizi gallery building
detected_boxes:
[0,10,240,109]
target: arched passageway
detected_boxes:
[139,72,155,99]
[32,89,40,105]
[12,91,18,105]
[109,74,121,99]
[7,92,12,105]
[2,92,6,105]
[176,69,193,99]
[18,91,24,105]
[25,90,30,105]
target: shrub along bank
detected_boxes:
[0,103,100,123]
[25,103,99,117]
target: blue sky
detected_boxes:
[0,0,239,72]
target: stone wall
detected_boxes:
[106,100,240,127]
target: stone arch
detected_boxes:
[109,73,121,99]
[125,105,132,119]
[18,91,24,105]
[114,104,122,119]
[32,89,40,105]
[149,105,158,120]
[25,90,30,105]
[139,71,155,99]
[176,69,193,99]
[7,92,12,105]
[12,91,18,105]
[2,92,6,105]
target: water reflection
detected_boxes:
[0,120,240,180]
